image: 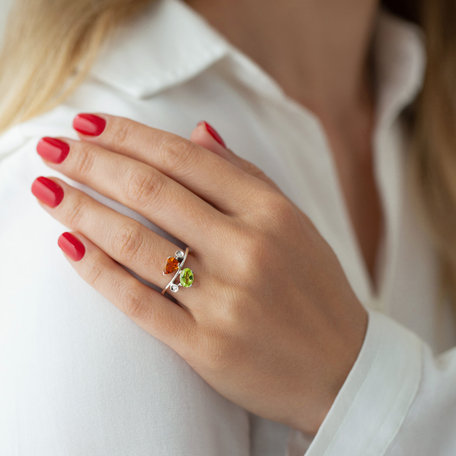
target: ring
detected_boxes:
[161,247,195,295]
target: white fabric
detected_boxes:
[0,0,455,454]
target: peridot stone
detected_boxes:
[180,268,194,287]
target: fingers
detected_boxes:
[56,231,195,351]
[37,136,226,247]
[30,175,206,303]
[71,113,266,215]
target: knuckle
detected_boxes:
[111,222,145,262]
[263,192,291,214]
[124,166,165,209]
[110,117,133,148]
[121,284,146,319]
[230,231,264,282]
[74,142,95,176]
[262,193,296,225]
[66,193,87,228]
[84,256,104,287]
[158,136,196,174]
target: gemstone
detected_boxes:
[164,256,179,274]
[175,250,184,260]
[179,268,194,287]
[170,283,179,293]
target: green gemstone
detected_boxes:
[180,267,194,287]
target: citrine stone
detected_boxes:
[164,256,179,274]
[180,268,194,287]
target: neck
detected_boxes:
[185,0,379,122]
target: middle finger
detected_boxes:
[37,137,228,248]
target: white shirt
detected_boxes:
[0,0,455,454]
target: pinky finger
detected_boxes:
[57,231,195,352]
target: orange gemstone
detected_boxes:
[164,256,179,274]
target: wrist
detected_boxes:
[296,306,369,436]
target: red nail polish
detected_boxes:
[58,232,85,261]
[73,113,106,136]
[36,137,70,163]
[199,121,226,147]
[31,176,64,208]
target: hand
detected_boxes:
[31,113,368,435]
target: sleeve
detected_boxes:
[286,307,456,456]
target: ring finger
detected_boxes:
[56,231,195,354]
[31,175,207,306]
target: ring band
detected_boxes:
[161,247,194,295]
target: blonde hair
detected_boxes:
[1,0,455,317]
[385,0,456,317]
[0,0,150,129]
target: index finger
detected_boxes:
[72,113,266,216]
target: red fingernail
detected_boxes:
[73,113,106,136]
[36,137,70,163]
[58,232,85,261]
[198,121,226,147]
[31,176,64,208]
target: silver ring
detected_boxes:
[161,247,194,295]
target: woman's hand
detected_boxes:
[31,113,368,436]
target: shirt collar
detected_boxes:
[88,0,230,99]
[373,8,426,125]
[89,0,426,121]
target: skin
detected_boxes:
[34,114,368,436]
[32,0,383,436]
[186,0,383,292]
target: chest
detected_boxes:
[330,141,384,295]
[322,118,384,296]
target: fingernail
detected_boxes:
[73,113,106,136]
[36,137,70,164]
[58,232,85,261]
[31,176,64,208]
[198,121,226,147]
